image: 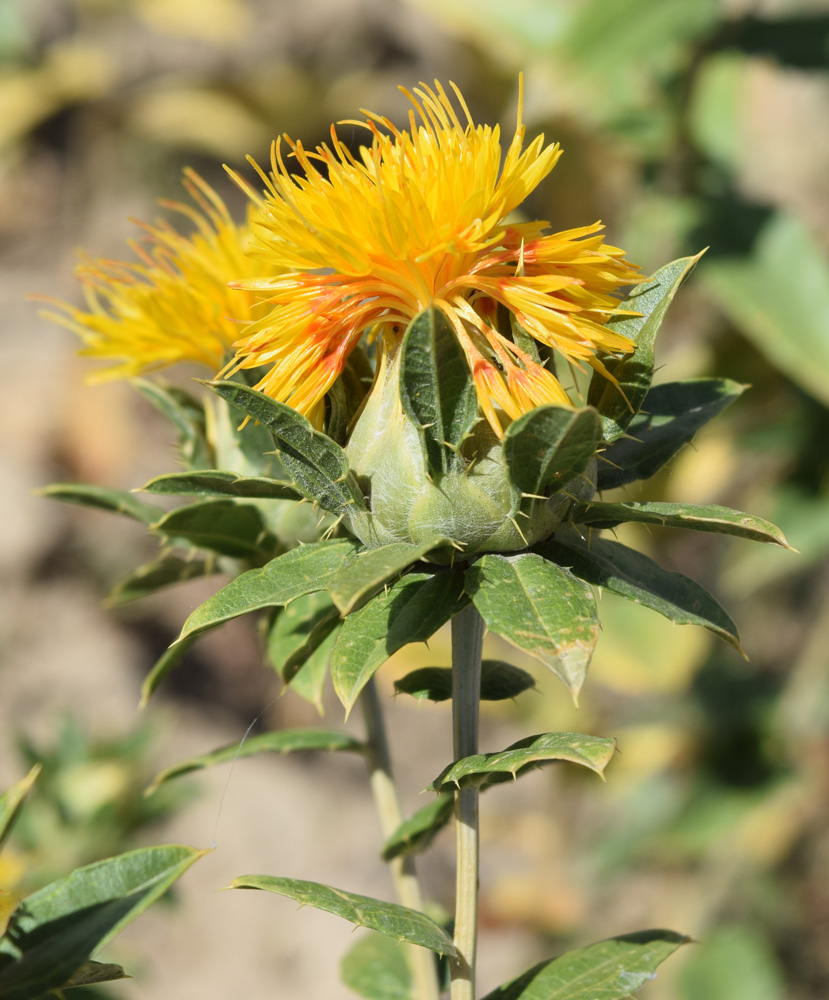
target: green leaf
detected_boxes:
[570,501,791,547]
[331,570,468,714]
[139,470,302,500]
[229,876,457,958]
[341,932,412,1000]
[61,961,129,988]
[146,729,364,794]
[394,661,535,702]
[177,539,356,644]
[503,406,602,496]
[0,767,41,850]
[139,635,197,709]
[267,592,339,681]
[287,625,339,710]
[540,535,742,653]
[382,795,455,862]
[133,378,211,469]
[465,554,598,698]
[598,378,746,490]
[704,212,829,408]
[399,306,479,475]
[39,484,163,525]
[0,845,205,1000]
[210,380,366,518]
[429,732,615,791]
[106,557,215,606]
[151,499,274,558]
[588,255,701,443]
[327,538,448,615]
[481,929,688,1000]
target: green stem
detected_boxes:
[361,677,441,1000]
[450,603,485,1000]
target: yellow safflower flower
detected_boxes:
[38,169,269,380]
[226,79,641,435]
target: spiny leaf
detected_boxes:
[399,306,479,475]
[151,499,275,559]
[327,538,448,615]
[139,635,198,709]
[177,539,357,644]
[39,483,163,525]
[106,557,215,607]
[331,570,468,714]
[570,500,791,547]
[588,254,702,442]
[139,470,301,500]
[503,406,601,496]
[540,534,743,653]
[146,729,365,794]
[598,378,746,490]
[481,929,689,1000]
[210,380,366,518]
[229,876,457,957]
[429,732,616,792]
[0,845,205,1000]
[465,554,598,698]
[382,795,454,862]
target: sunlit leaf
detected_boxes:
[139,470,301,500]
[465,554,598,697]
[399,306,479,474]
[210,381,366,518]
[39,484,162,525]
[588,255,701,442]
[429,732,616,791]
[540,535,742,653]
[146,729,365,794]
[331,570,468,714]
[0,845,205,1000]
[151,499,275,558]
[327,538,448,615]
[481,929,688,1000]
[570,501,790,547]
[177,539,356,644]
[382,795,454,862]
[229,877,457,957]
[503,406,601,495]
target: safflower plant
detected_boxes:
[1,79,791,999]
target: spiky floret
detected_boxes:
[226,79,642,434]
[37,169,270,380]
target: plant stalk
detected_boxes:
[361,676,441,1000]
[450,603,485,1000]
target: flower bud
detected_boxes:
[345,351,594,558]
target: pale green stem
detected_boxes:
[450,604,485,1000]
[361,677,441,1000]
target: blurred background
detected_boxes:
[1,0,828,997]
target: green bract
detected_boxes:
[345,312,599,558]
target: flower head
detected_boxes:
[227,79,641,434]
[38,169,270,381]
